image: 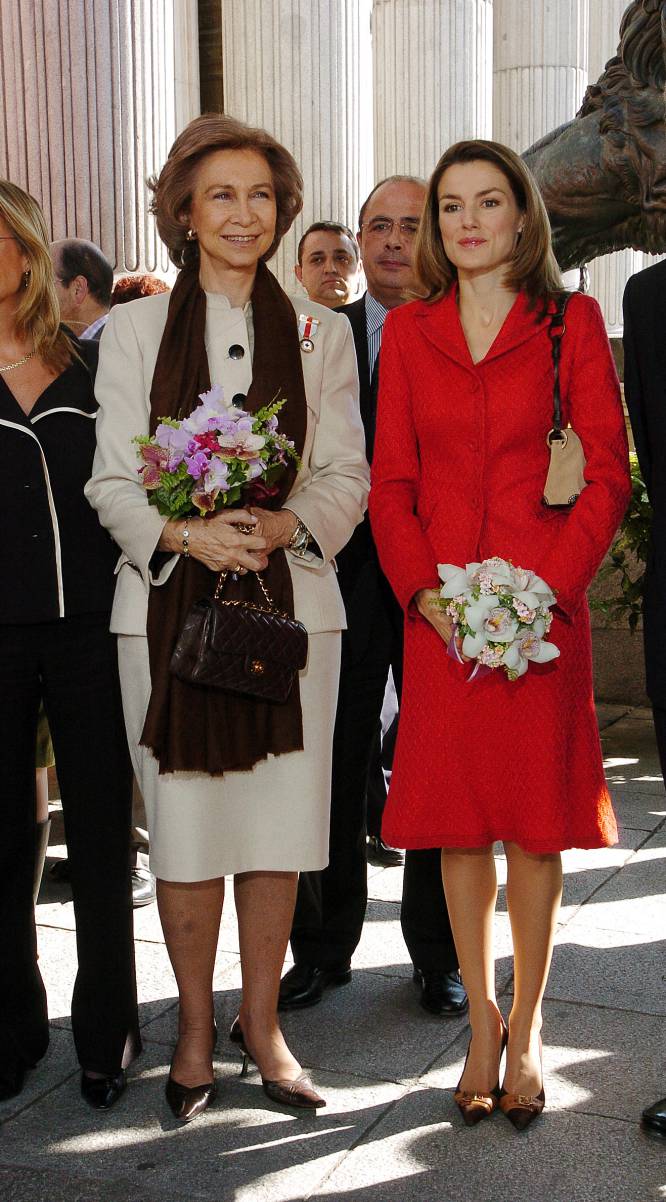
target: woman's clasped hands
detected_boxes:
[169,509,269,574]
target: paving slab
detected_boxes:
[0,1026,78,1126]
[0,1167,181,1202]
[556,831,653,922]
[608,789,666,831]
[315,1098,666,1202]
[548,924,666,1016]
[560,828,666,937]
[0,1041,405,1202]
[366,864,405,904]
[595,702,633,729]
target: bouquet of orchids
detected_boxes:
[134,384,300,518]
[437,556,560,681]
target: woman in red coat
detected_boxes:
[369,140,631,1131]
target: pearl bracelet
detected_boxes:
[182,522,190,558]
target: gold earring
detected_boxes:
[185,229,197,241]
[23,269,31,288]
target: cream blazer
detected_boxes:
[85,289,369,636]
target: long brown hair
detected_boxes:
[149,113,303,269]
[414,140,562,308]
[0,180,74,373]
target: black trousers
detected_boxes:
[291,563,458,972]
[651,704,666,783]
[0,615,141,1075]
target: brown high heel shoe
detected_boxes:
[229,1018,326,1110]
[454,1022,508,1127]
[166,1022,218,1123]
[499,1036,545,1131]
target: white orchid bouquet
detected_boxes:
[437,556,560,681]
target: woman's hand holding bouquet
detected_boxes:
[135,385,300,573]
[418,556,560,681]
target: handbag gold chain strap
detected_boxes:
[213,570,291,620]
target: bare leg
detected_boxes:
[234,870,301,1081]
[157,877,225,1086]
[503,841,563,1096]
[441,846,505,1092]
[35,768,49,823]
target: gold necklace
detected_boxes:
[0,348,37,373]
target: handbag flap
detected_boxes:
[207,598,309,670]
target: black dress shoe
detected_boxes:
[642,1096,666,1138]
[278,962,352,1011]
[81,1070,126,1110]
[366,835,405,867]
[132,866,156,908]
[412,968,468,1016]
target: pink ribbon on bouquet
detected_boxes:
[447,627,490,682]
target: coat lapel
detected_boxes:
[414,287,549,368]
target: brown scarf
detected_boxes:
[140,261,307,775]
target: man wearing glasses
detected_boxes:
[280,177,466,1019]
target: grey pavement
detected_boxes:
[1,704,665,1201]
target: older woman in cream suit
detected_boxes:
[86,114,368,1123]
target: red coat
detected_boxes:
[369,288,631,853]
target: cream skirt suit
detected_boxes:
[86,290,369,881]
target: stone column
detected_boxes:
[493,0,589,151]
[221,0,374,289]
[586,1,648,334]
[0,0,200,275]
[372,0,493,181]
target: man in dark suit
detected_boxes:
[50,239,112,341]
[279,177,466,1017]
[623,262,666,1139]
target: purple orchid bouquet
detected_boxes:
[438,556,560,681]
[134,384,300,518]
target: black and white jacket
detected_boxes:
[0,339,117,624]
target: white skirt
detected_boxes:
[118,632,340,881]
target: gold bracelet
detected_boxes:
[182,522,190,558]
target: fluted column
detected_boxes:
[0,0,200,275]
[373,0,493,181]
[586,1,651,333]
[222,0,373,288]
[493,0,589,151]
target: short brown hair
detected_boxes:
[149,113,304,269]
[0,180,73,373]
[111,274,171,305]
[297,221,359,265]
[414,140,562,308]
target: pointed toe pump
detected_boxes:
[230,1018,326,1111]
[499,1037,545,1131]
[498,1086,545,1131]
[454,1023,508,1127]
[166,1022,218,1123]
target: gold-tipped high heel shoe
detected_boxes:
[165,1022,218,1123]
[229,1018,325,1110]
[499,1036,545,1131]
[453,1022,508,1127]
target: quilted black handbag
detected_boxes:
[169,570,308,703]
